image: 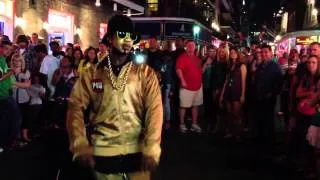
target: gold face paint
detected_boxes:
[112,31,136,54]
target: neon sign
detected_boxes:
[296,36,318,45]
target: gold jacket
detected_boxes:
[66,62,163,163]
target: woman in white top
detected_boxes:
[10,54,31,142]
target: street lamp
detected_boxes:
[211,22,220,32]
[127,9,132,16]
[95,0,101,7]
[193,25,201,35]
[113,3,117,11]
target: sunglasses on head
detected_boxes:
[116,31,137,41]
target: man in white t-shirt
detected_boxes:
[35,44,60,97]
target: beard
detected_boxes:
[114,44,133,55]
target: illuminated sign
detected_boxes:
[296,36,318,45]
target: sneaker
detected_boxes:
[179,124,188,133]
[190,123,202,133]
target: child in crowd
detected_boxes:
[28,73,46,138]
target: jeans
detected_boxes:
[0,97,21,147]
[163,84,171,121]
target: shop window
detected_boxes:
[148,0,158,12]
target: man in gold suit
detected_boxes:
[66,15,163,180]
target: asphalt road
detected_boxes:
[0,128,303,180]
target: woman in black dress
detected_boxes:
[220,48,247,140]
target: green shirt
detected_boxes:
[0,57,15,99]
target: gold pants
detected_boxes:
[95,171,150,180]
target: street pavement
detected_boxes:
[0,128,303,180]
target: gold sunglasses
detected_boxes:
[116,31,137,41]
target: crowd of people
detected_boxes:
[0,33,108,148]
[144,37,320,179]
[1,29,320,179]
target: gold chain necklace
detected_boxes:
[107,55,132,91]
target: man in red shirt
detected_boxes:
[176,40,203,133]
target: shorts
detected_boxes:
[179,86,203,108]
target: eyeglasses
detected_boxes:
[116,31,137,41]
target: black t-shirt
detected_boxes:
[146,50,162,72]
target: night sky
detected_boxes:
[249,0,280,27]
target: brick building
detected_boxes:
[15,0,113,48]
[1,0,144,49]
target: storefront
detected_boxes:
[44,9,75,49]
[0,0,14,40]
[276,30,320,55]
[9,0,144,48]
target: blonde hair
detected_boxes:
[10,53,26,72]
[217,45,229,62]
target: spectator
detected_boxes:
[310,42,320,58]
[159,41,175,130]
[1,40,13,65]
[254,44,283,146]
[211,47,228,133]
[16,34,37,72]
[202,46,217,132]
[65,43,74,57]
[0,45,20,152]
[220,48,247,140]
[10,54,31,142]
[176,40,203,133]
[52,56,78,128]
[97,42,108,62]
[49,41,64,60]
[72,48,84,70]
[28,73,45,137]
[30,33,39,46]
[0,35,10,43]
[171,37,185,127]
[295,55,319,179]
[35,44,60,97]
[146,35,162,73]
[78,47,98,74]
